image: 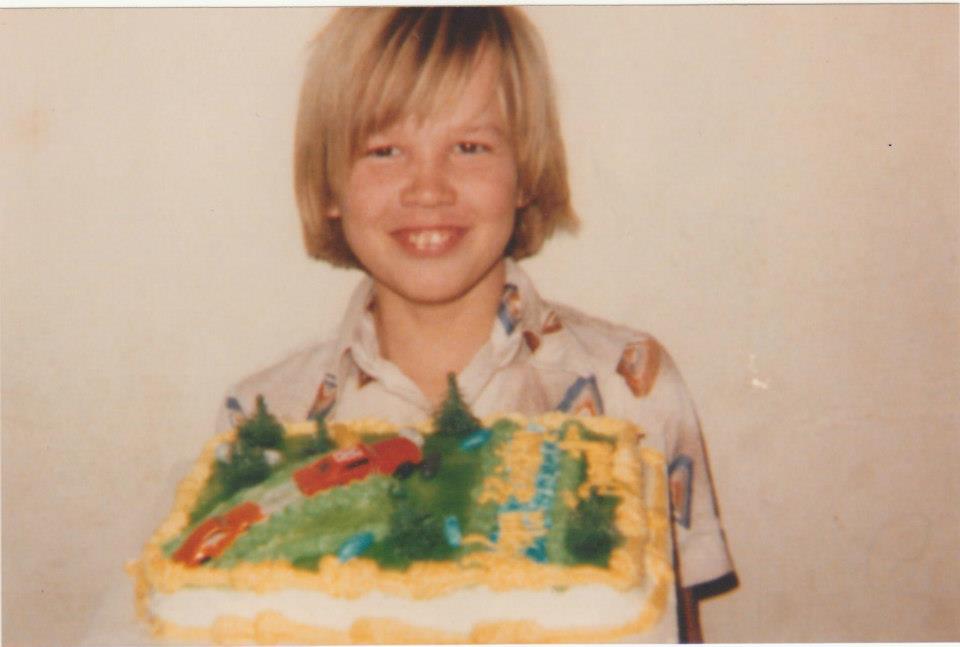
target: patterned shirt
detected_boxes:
[216,259,734,588]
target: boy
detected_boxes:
[219,7,734,641]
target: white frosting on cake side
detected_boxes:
[150,582,673,638]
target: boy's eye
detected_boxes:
[367,145,400,158]
[455,142,488,154]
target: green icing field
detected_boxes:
[166,391,623,570]
[214,476,395,568]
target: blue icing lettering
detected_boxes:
[443,516,463,547]
[533,493,552,509]
[487,438,565,562]
[337,532,374,562]
[460,428,492,451]
[524,537,548,563]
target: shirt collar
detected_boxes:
[330,272,377,376]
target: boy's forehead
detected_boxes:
[366,52,510,137]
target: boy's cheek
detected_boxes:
[337,173,393,216]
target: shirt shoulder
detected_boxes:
[542,301,671,398]
[549,302,660,367]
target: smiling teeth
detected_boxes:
[408,230,452,251]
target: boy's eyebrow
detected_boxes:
[365,117,508,139]
[457,120,508,138]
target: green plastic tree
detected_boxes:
[434,373,480,438]
[221,446,271,491]
[564,489,623,566]
[237,395,285,449]
[386,499,451,561]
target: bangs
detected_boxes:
[349,8,517,154]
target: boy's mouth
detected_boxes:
[392,227,465,256]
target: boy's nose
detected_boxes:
[400,159,456,207]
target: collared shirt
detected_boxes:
[217,259,734,588]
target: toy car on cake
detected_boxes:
[294,436,422,495]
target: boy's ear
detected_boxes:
[326,205,342,219]
[515,190,529,209]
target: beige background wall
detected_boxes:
[2,6,958,644]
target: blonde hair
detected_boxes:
[294,7,578,268]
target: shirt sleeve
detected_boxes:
[654,346,736,588]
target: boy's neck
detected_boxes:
[371,261,507,406]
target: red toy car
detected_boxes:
[172,501,264,566]
[294,436,422,496]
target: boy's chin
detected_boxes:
[378,281,479,309]
[373,262,507,310]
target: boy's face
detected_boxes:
[328,54,523,309]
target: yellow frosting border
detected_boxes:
[128,413,673,643]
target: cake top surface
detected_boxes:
[140,378,665,599]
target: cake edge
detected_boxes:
[126,413,674,644]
